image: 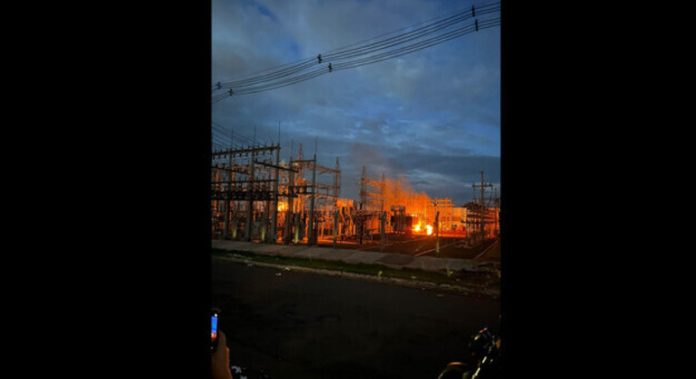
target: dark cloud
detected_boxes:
[213,0,500,204]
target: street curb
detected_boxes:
[212,240,499,274]
[214,254,500,299]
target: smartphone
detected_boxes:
[211,309,220,351]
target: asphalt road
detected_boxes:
[213,259,500,379]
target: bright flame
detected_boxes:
[413,224,421,232]
[426,225,433,235]
[277,201,288,212]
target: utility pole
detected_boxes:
[285,158,294,244]
[231,135,240,240]
[270,141,280,243]
[285,142,294,244]
[245,149,255,241]
[222,170,230,240]
[380,172,385,213]
[335,157,340,202]
[297,143,304,241]
[435,210,440,254]
[212,167,221,238]
[472,171,493,242]
[307,140,317,245]
[494,187,500,237]
[358,165,368,246]
[380,211,386,253]
[222,131,234,239]
[333,209,339,249]
[360,166,368,211]
[333,156,340,248]
[479,171,485,237]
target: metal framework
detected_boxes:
[212,141,342,246]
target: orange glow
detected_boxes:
[371,175,478,235]
[381,177,435,227]
[277,201,288,212]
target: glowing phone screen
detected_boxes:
[211,313,218,345]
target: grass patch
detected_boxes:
[212,248,499,289]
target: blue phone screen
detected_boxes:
[211,314,218,342]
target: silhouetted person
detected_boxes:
[328,63,333,72]
[317,54,322,64]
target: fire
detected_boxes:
[412,223,433,235]
[277,201,288,212]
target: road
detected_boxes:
[213,259,500,379]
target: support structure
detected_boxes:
[212,137,341,247]
[211,143,282,242]
[472,170,493,242]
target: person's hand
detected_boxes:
[212,330,233,379]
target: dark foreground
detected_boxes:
[213,260,500,379]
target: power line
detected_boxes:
[216,4,497,91]
[213,121,281,147]
[212,121,262,146]
[322,0,498,55]
[211,122,234,136]
[227,16,499,97]
[213,0,499,90]
[233,66,329,95]
[215,58,317,89]
[231,19,499,97]
[212,135,228,146]
[212,1,500,96]
[323,3,499,60]
[335,18,499,71]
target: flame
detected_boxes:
[277,201,288,212]
[426,224,433,235]
[413,224,421,232]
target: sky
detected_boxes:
[212,0,500,205]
